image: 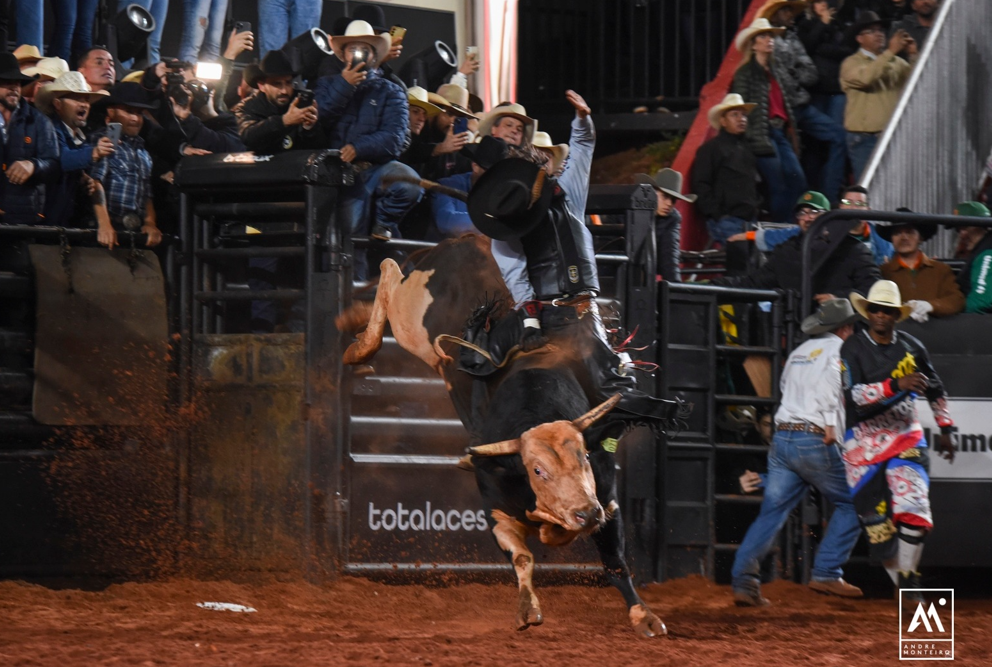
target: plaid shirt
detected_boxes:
[88,129,152,219]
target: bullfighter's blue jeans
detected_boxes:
[731,429,862,594]
[342,160,423,281]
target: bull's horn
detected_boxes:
[468,439,521,456]
[572,393,623,432]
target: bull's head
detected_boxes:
[469,394,621,533]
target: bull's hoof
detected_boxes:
[629,603,667,638]
[343,340,369,365]
[515,591,543,630]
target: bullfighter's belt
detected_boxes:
[777,421,826,436]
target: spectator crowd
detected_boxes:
[0,0,989,328]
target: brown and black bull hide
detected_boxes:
[336,234,666,637]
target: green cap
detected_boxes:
[953,201,991,218]
[794,190,830,213]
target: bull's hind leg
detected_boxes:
[341,259,404,364]
[490,509,543,630]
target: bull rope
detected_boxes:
[432,334,526,369]
[380,174,469,202]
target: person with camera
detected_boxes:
[234,49,324,154]
[840,11,917,179]
[86,82,162,248]
[36,71,113,228]
[314,20,423,278]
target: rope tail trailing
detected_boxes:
[380,174,469,202]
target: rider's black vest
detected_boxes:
[519,191,599,300]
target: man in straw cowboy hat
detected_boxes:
[0,51,60,226]
[634,168,696,283]
[398,85,446,175]
[315,19,423,275]
[840,279,955,606]
[840,10,916,179]
[21,57,70,104]
[418,84,477,181]
[691,93,761,273]
[477,101,536,148]
[950,201,992,314]
[732,16,808,223]
[732,298,864,607]
[36,71,113,228]
[878,211,963,320]
[490,90,597,308]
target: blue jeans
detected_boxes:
[705,215,748,247]
[118,0,169,66]
[17,0,43,49]
[847,131,879,182]
[731,430,861,593]
[756,126,808,223]
[795,103,847,207]
[51,0,101,61]
[342,161,424,280]
[811,93,846,129]
[179,0,229,62]
[257,0,322,58]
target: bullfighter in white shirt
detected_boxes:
[731,299,865,607]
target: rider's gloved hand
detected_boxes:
[519,300,548,352]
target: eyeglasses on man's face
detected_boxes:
[867,304,901,317]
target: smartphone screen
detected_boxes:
[106,122,122,144]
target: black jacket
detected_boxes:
[714,230,881,301]
[690,130,761,222]
[730,57,799,157]
[956,230,992,299]
[234,91,327,154]
[889,13,931,60]
[655,207,682,283]
[0,101,60,225]
[797,15,856,96]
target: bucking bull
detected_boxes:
[336,234,667,637]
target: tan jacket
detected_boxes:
[840,50,913,133]
[880,254,965,317]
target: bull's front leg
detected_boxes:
[589,450,666,638]
[341,259,404,364]
[490,509,543,630]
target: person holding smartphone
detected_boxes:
[314,20,423,278]
[86,82,163,248]
[840,11,917,179]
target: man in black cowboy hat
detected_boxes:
[86,82,163,248]
[86,82,164,247]
[468,156,682,429]
[879,211,963,321]
[840,10,916,179]
[234,49,324,155]
[0,51,60,226]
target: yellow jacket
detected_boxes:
[840,50,913,133]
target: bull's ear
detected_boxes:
[572,393,622,432]
[468,439,521,456]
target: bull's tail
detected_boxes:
[335,301,375,334]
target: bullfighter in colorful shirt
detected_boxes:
[841,280,956,605]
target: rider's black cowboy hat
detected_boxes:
[468,157,555,241]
